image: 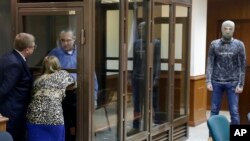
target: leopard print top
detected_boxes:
[27,70,74,125]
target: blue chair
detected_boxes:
[207,115,230,141]
[247,112,250,123]
[0,131,13,141]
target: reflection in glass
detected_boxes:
[174,6,189,118]
[152,4,170,128]
[128,21,147,136]
[94,1,119,141]
[126,0,148,136]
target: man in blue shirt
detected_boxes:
[49,29,98,141]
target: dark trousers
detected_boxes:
[132,78,159,129]
[210,81,240,124]
[63,90,77,141]
[7,116,27,141]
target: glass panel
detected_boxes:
[152,4,170,128]
[23,15,77,68]
[94,1,120,141]
[174,6,189,118]
[0,0,11,55]
[22,13,80,140]
[126,0,149,136]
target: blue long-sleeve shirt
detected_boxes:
[48,46,98,100]
[206,38,246,87]
[49,46,77,80]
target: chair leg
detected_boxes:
[104,106,111,131]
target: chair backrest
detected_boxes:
[96,88,115,109]
[247,112,250,123]
[207,115,230,141]
[0,131,13,141]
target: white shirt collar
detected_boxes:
[67,50,73,55]
[15,49,26,61]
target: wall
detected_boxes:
[190,0,207,76]
[188,0,208,126]
[0,0,12,55]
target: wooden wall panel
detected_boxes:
[189,75,207,126]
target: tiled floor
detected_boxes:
[187,111,230,141]
[94,104,230,141]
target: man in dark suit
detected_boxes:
[0,32,36,141]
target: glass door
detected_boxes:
[94,1,120,140]
[126,0,151,140]
[17,8,83,69]
[173,5,189,120]
[152,2,171,128]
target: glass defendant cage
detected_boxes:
[7,0,192,140]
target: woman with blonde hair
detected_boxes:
[26,56,75,141]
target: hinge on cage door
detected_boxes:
[69,10,76,15]
[81,29,85,45]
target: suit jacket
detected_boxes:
[0,49,33,140]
